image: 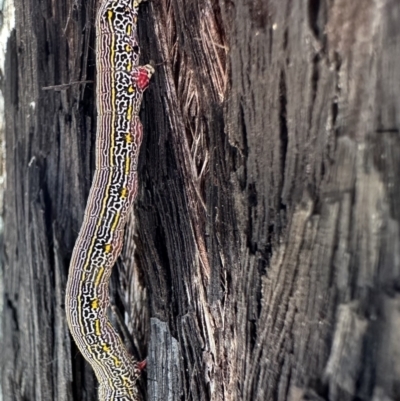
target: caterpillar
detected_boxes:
[65,0,153,400]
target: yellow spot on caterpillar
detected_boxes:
[128,85,135,94]
[133,0,139,7]
[127,61,132,72]
[107,10,113,21]
[94,267,104,287]
[104,244,112,253]
[125,44,132,53]
[102,344,110,353]
[95,319,101,336]
[111,88,116,111]
[122,376,131,389]
[111,213,120,232]
[125,133,133,143]
[125,156,131,175]
[120,187,128,198]
[112,355,122,367]
[126,24,132,35]
[127,106,132,121]
[91,298,99,309]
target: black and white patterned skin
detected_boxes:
[65,0,153,400]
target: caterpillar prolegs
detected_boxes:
[65,0,153,400]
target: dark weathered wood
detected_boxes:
[1,0,99,399]
[148,318,181,401]
[2,0,400,400]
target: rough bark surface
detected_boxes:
[1,0,400,401]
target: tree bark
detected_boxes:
[1,0,400,400]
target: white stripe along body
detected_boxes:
[65,1,153,400]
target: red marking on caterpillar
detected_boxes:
[136,66,153,91]
[137,359,147,371]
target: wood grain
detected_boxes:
[2,0,400,400]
